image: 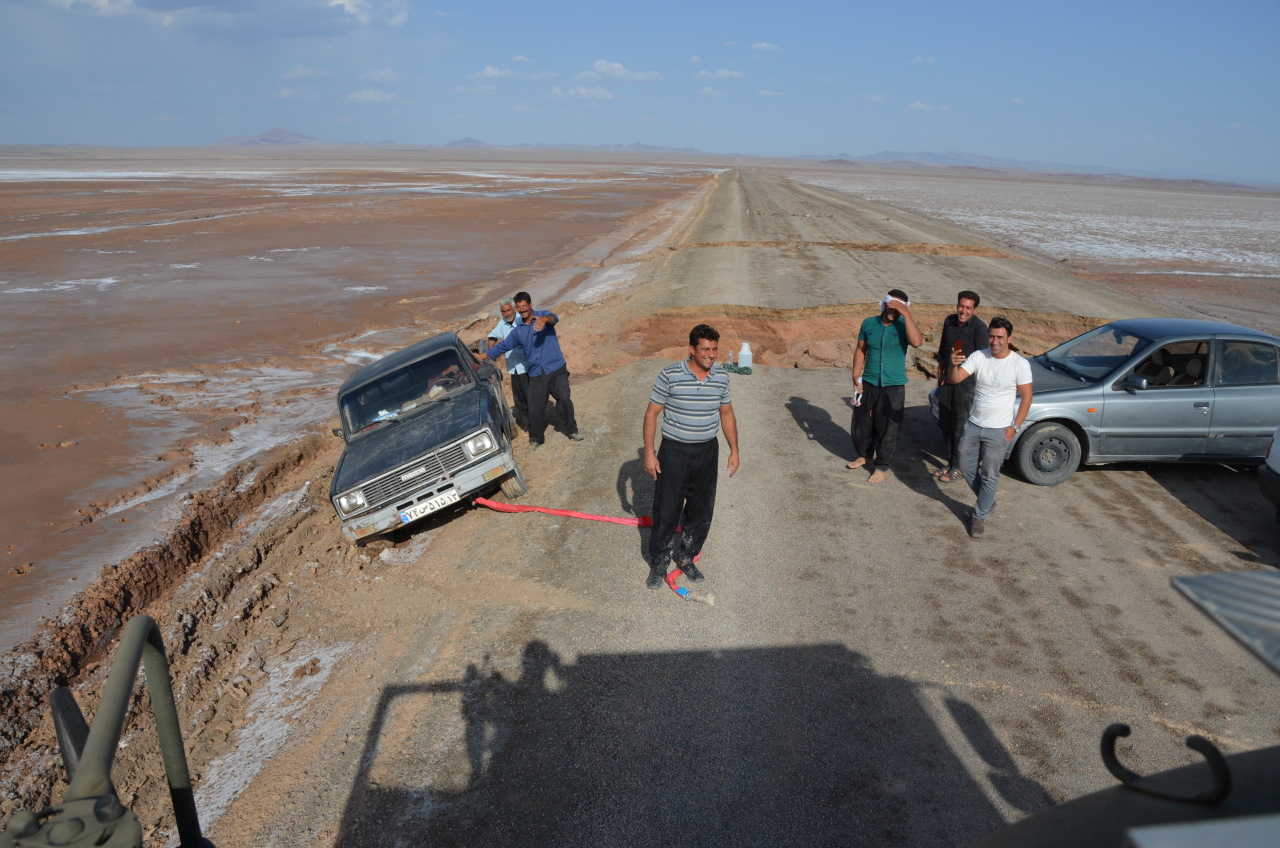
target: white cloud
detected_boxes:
[470,66,518,80]
[752,42,780,50]
[908,100,951,112]
[526,71,559,81]
[858,93,886,102]
[48,0,129,13]
[909,56,936,64]
[347,89,394,103]
[758,90,782,97]
[699,86,726,96]
[361,68,398,82]
[455,84,497,95]
[1006,97,1024,106]
[275,89,299,99]
[693,69,744,80]
[689,56,702,63]
[575,60,661,82]
[330,0,410,27]
[550,86,616,100]
[512,55,533,63]
[285,66,327,80]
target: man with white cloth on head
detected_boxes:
[947,315,1033,539]
[848,289,923,483]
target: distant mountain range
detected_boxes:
[216,128,325,147]
[210,129,1271,189]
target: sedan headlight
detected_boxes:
[337,489,367,515]
[464,431,495,458]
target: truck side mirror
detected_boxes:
[332,427,344,439]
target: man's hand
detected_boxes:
[532,314,554,332]
[644,451,661,480]
[1003,425,1017,443]
[726,450,740,478]
[950,349,967,366]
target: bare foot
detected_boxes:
[868,469,887,483]
[845,457,866,470]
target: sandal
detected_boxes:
[937,469,962,483]
[930,467,946,479]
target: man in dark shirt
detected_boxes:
[934,290,988,483]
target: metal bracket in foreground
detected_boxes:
[0,615,205,848]
[1101,722,1232,805]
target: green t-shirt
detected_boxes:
[858,314,910,386]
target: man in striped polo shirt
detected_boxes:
[642,324,740,589]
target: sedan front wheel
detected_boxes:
[1013,422,1081,486]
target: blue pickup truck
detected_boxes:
[329,332,526,543]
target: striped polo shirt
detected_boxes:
[650,359,732,443]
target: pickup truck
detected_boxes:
[329,332,526,542]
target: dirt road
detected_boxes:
[5,169,1277,846]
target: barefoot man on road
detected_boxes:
[848,289,923,483]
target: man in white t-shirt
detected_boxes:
[947,316,1033,539]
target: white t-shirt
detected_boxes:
[961,349,1033,428]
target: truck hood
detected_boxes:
[332,392,484,495]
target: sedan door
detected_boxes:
[1099,340,1212,459]
[1206,339,1280,459]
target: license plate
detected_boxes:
[399,489,460,524]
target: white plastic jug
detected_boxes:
[738,342,753,369]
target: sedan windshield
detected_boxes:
[341,350,473,436]
[1041,324,1152,381]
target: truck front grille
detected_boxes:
[364,442,472,509]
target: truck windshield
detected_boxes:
[341,350,473,435]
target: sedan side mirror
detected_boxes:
[477,362,500,382]
[1120,373,1148,393]
[331,427,345,439]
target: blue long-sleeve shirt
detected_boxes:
[483,309,568,377]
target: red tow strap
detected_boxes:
[473,496,653,527]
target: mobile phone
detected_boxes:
[952,339,964,354]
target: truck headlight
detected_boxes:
[337,489,367,515]
[464,431,495,458]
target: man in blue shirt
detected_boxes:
[487,297,530,431]
[478,291,583,450]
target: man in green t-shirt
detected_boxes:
[847,289,923,482]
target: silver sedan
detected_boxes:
[990,318,1280,485]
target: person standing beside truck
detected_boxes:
[487,297,530,432]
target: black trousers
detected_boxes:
[936,379,976,470]
[648,437,719,568]
[851,383,905,469]
[510,371,530,430]
[527,366,577,444]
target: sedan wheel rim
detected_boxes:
[1035,437,1069,472]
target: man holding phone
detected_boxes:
[934,291,988,483]
[947,316,1033,539]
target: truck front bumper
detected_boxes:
[338,450,518,542]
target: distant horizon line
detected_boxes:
[2,136,1276,191]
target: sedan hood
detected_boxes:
[333,391,484,494]
[1027,354,1095,394]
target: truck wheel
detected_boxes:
[500,469,527,500]
[1013,422,1081,486]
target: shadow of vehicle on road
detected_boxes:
[334,641,1049,847]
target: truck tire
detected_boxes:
[500,469,527,500]
[1013,422,1081,486]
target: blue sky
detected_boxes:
[2,0,1277,182]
